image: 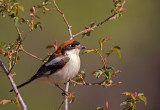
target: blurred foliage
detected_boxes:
[0,96,20,110]
[95,91,147,110]
[0,0,52,31]
[96,107,104,110]
[78,37,122,87]
[121,92,147,110]
[0,0,148,110]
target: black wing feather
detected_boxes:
[9,54,70,92]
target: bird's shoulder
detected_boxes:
[45,53,70,68]
[30,54,70,79]
[38,53,70,74]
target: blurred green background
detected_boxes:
[0,0,160,110]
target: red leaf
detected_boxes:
[106,101,109,110]
[46,45,54,49]
[0,99,12,105]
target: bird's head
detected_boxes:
[55,40,86,56]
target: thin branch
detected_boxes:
[72,70,122,87]
[52,0,73,39]
[52,1,72,110]
[21,48,43,61]
[8,27,23,72]
[73,0,126,38]
[0,48,8,55]
[71,79,106,86]
[0,61,27,110]
[72,14,115,38]
[97,51,107,69]
[64,82,70,110]
[58,100,64,110]
[71,80,122,87]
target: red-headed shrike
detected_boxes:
[10,40,86,93]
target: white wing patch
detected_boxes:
[44,71,51,75]
[45,57,63,66]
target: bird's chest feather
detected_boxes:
[49,54,80,84]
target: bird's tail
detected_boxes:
[9,78,34,92]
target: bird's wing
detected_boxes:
[32,54,70,80]
[9,54,70,92]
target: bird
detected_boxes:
[9,40,86,93]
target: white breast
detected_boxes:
[49,49,80,85]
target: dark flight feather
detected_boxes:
[9,54,70,92]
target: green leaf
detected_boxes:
[104,69,112,80]
[1,12,5,17]
[111,9,115,13]
[34,22,42,30]
[90,21,95,27]
[138,95,147,105]
[86,31,91,36]
[106,46,122,58]
[0,42,6,47]
[45,0,49,3]
[116,13,122,18]
[14,17,20,27]
[12,0,18,2]
[68,93,76,103]
[120,100,127,106]
[96,107,104,110]
[121,92,147,110]
[82,49,94,54]
[17,54,20,60]
[0,99,12,105]
[8,12,15,18]
[93,69,103,78]
[76,70,85,82]
[20,18,26,23]
[122,92,132,96]
[138,93,144,96]
[17,5,24,11]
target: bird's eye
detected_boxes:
[69,44,75,47]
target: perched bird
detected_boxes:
[10,40,86,93]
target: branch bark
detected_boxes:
[53,0,73,40]
[0,61,27,110]
[52,1,73,110]
[73,0,126,38]
[72,14,116,38]
[21,48,43,61]
[64,82,70,110]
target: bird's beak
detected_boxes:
[79,45,86,49]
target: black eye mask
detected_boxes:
[61,41,80,54]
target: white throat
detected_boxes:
[65,48,80,56]
[48,49,81,84]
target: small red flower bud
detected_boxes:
[119,8,125,12]
[85,26,89,29]
[134,92,138,97]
